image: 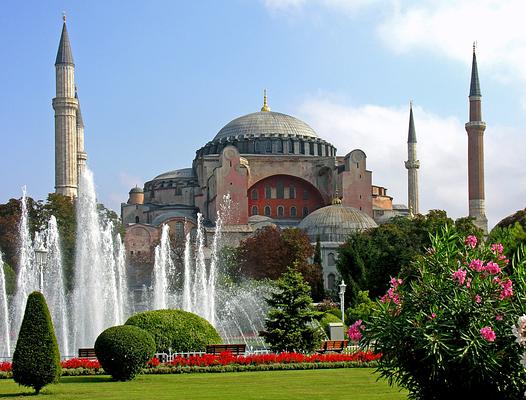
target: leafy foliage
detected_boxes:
[236,226,323,299]
[337,210,483,305]
[125,309,221,353]
[12,291,61,393]
[94,325,155,381]
[261,265,322,352]
[363,227,526,399]
[346,290,375,325]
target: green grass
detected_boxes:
[0,368,407,399]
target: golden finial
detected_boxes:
[332,189,342,205]
[62,12,67,23]
[261,89,270,112]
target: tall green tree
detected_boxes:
[12,291,61,394]
[261,265,322,352]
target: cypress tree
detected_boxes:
[12,291,61,394]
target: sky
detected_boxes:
[1,0,525,229]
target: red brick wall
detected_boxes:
[248,174,324,220]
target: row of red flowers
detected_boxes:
[0,351,380,372]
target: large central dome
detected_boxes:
[214,111,318,141]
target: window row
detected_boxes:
[251,185,309,200]
[251,205,309,218]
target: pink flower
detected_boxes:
[348,320,364,342]
[469,259,484,272]
[484,261,501,275]
[389,277,403,288]
[498,254,509,265]
[465,235,478,249]
[494,277,513,300]
[495,315,503,321]
[480,326,496,342]
[475,294,481,304]
[430,313,437,319]
[465,278,472,288]
[491,243,504,255]
[452,268,467,285]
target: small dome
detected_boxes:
[214,111,318,141]
[299,204,377,242]
[153,168,195,180]
[129,186,143,194]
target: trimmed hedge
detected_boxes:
[94,325,155,381]
[319,312,345,336]
[12,291,61,393]
[125,309,221,353]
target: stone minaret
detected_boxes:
[404,102,420,215]
[75,87,87,182]
[465,44,488,233]
[53,15,79,197]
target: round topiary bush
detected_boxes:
[94,325,155,381]
[125,309,221,353]
[12,291,61,394]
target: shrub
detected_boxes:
[125,309,221,353]
[261,265,322,352]
[363,227,526,399]
[319,312,343,336]
[94,325,155,381]
[12,291,61,394]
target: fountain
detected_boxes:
[71,168,129,353]
[151,194,270,347]
[0,252,10,358]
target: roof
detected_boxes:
[214,111,318,141]
[153,168,195,180]
[129,186,144,194]
[55,22,74,65]
[298,204,377,242]
[408,103,416,143]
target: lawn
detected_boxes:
[0,368,407,399]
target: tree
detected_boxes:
[313,236,322,266]
[260,265,322,352]
[12,291,61,394]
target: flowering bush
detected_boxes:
[363,227,526,399]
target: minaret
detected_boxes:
[404,102,420,215]
[75,87,87,181]
[465,43,488,233]
[53,15,79,197]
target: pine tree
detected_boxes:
[313,236,322,266]
[12,291,61,394]
[261,265,322,352]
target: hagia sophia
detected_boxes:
[52,19,488,291]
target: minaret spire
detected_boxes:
[465,43,488,233]
[405,101,420,215]
[75,86,87,181]
[53,15,79,197]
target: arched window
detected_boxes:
[251,189,258,200]
[254,140,260,153]
[135,216,140,223]
[289,186,296,199]
[309,142,315,155]
[290,206,297,217]
[328,253,336,266]
[302,207,309,217]
[251,205,258,216]
[276,181,284,199]
[303,189,309,200]
[266,140,272,153]
[288,139,294,153]
[175,221,184,239]
[277,206,284,217]
[265,186,272,199]
[264,206,271,217]
[300,141,305,154]
[328,273,336,290]
[277,140,283,153]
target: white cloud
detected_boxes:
[297,97,525,228]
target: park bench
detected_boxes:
[316,340,348,354]
[78,348,97,359]
[205,344,246,356]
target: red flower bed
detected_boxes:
[168,351,381,367]
[0,362,11,372]
[61,358,101,369]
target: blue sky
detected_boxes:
[1,0,525,228]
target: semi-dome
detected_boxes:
[129,186,143,194]
[298,204,377,242]
[153,168,195,180]
[214,111,318,141]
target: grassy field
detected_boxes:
[0,368,407,399]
